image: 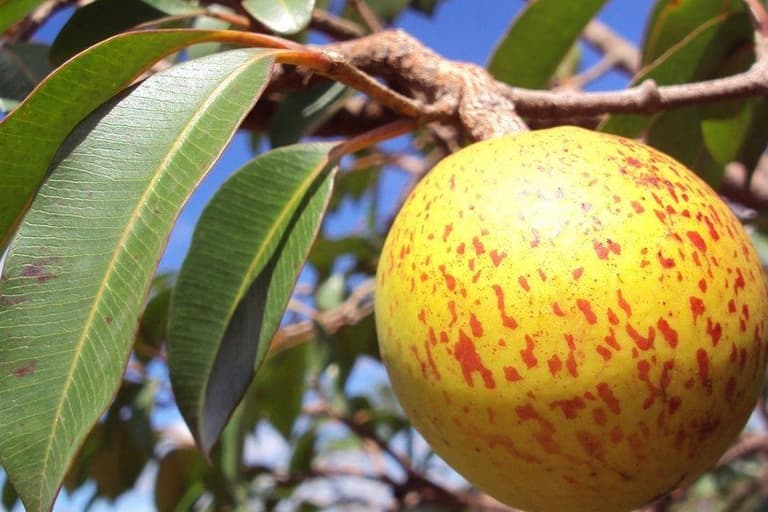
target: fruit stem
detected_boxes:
[330,119,418,159]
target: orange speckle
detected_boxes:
[617,290,632,317]
[576,299,597,324]
[698,278,707,293]
[518,275,531,292]
[597,382,621,414]
[592,407,607,426]
[504,366,523,382]
[490,249,507,267]
[447,301,457,327]
[604,327,621,351]
[455,329,496,389]
[548,355,562,377]
[687,231,707,252]
[657,317,678,348]
[606,308,619,325]
[689,296,705,321]
[456,242,465,255]
[576,430,605,460]
[521,335,538,369]
[493,285,519,329]
[596,345,612,361]
[631,201,645,213]
[530,229,540,248]
[552,302,566,317]
[472,236,485,255]
[469,313,484,337]
[668,396,682,414]
[657,250,675,268]
[626,323,655,350]
[550,397,585,419]
[537,268,547,281]
[442,223,453,242]
[438,265,456,291]
[593,241,609,259]
[572,267,584,280]
[706,318,722,346]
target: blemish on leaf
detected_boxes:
[12,360,37,378]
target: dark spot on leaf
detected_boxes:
[12,360,37,378]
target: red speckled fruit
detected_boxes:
[374,126,768,512]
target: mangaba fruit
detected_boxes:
[374,126,768,512]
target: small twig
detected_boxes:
[269,278,376,355]
[347,0,384,33]
[744,0,768,59]
[331,118,417,158]
[582,19,641,75]
[310,9,366,40]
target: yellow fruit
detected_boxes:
[374,126,768,512]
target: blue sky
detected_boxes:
[5,1,655,510]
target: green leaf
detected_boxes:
[155,448,208,512]
[642,0,743,65]
[315,274,345,311]
[1,477,18,510]
[0,29,242,249]
[333,312,378,388]
[600,10,751,136]
[168,143,337,454]
[242,0,315,34]
[308,236,377,281]
[269,82,349,147]
[0,48,275,511]
[341,0,409,23]
[49,0,199,65]
[0,0,46,33]
[487,0,608,88]
[0,43,51,101]
[289,427,317,475]
[250,342,311,438]
[135,275,174,360]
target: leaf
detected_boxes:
[242,0,315,34]
[307,235,377,281]
[0,29,244,249]
[487,0,608,88]
[249,342,310,438]
[600,10,751,136]
[332,313,378,388]
[0,43,51,101]
[168,143,337,454]
[289,427,317,475]
[154,448,208,512]
[642,0,742,65]
[49,0,199,65]
[0,0,47,33]
[0,48,276,511]
[269,82,349,147]
[1,478,18,510]
[315,274,345,311]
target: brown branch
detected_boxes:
[581,20,641,76]
[310,9,366,40]
[347,0,384,33]
[269,278,376,355]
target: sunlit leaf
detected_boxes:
[242,0,315,34]
[0,48,276,511]
[0,29,245,249]
[168,143,337,454]
[487,0,608,88]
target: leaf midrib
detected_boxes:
[35,50,275,506]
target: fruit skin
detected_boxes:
[374,126,768,512]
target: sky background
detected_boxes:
[4,1,654,510]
